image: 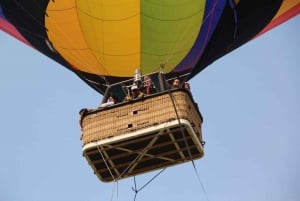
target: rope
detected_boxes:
[95,124,167,201]
[131,168,166,201]
[167,88,210,201]
[106,181,119,201]
[191,164,211,201]
[96,145,121,201]
[96,144,116,182]
[167,89,194,160]
[116,129,165,180]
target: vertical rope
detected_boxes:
[167,89,194,160]
[167,89,210,201]
[132,168,166,201]
[96,144,116,182]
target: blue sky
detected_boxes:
[0,16,299,201]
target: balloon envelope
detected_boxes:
[0,0,299,94]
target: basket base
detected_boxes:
[82,119,204,182]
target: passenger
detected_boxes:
[134,79,143,89]
[171,78,181,89]
[124,84,144,102]
[143,75,157,95]
[98,95,118,108]
[79,108,88,133]
[184,82,191,91]
[109,95,119,103]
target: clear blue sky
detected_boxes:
[0,16,299,201]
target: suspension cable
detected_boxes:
[96,144,116,182]
[131,168,166,201]
[167,88,210,201]
[167,88,194,161]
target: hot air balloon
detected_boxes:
[0,0,299,182]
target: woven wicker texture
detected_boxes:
[81,90,203,145]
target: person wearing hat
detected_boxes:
[124,84,144,102]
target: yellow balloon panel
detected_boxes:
[77,0,139,20]
[46,0,141,76]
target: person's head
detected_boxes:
[184,82,190,90]
[172,78,180,88]
[144,75,151,86]
[79,108,87,115]
[131,84,139,95]
[109,95,118,103]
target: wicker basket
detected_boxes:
[81,90,203,145]
[81,89,204,182]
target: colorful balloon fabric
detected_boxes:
[1,0,299,94]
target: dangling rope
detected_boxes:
[131,168,166,201]
[167,88,194,161]
[109,181,119,201]
[96,144,116,182]
[167,88,210,201]
[96,145,120,201]
[191,164,211,201]
[96,129,167,201]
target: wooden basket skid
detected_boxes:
[83,119,204,182]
